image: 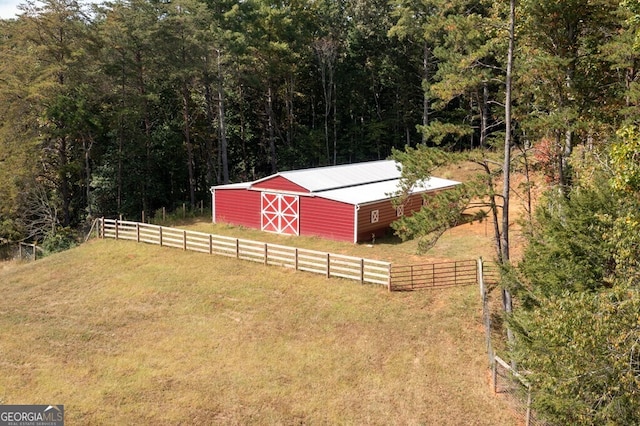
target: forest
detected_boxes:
[0,0,638,241]
[2,0,640,423]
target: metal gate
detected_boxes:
[261,192,299,235]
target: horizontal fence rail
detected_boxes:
[390,259,479,291]
[99,218,391,287]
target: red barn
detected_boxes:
[210,160,460,243]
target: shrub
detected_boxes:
[42,227,78,255]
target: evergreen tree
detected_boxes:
[518,181,621,296]
[511,286,640,425]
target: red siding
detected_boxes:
[299,197,355,242]
[214,185,440,243]
[214,189,261,228]
[252,176,309,193]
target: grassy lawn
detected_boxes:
[179,215,498,267]
[0,238,517,424]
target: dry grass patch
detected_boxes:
[0,240,516,424]
[183,218,497,267]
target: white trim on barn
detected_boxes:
[353,205,359,243]
[211,188,215,223]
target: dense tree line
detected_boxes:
[0,0,430,242]
[1,0,638,244]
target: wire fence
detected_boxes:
[478,259,553,426]
[0,242,42,261]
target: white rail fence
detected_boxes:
[98,218,391,288]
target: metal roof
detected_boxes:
[211,160,461,205]
[253,159,401,193]
[212,181,251,190]
[317,176,461,205]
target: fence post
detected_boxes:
[388,264,392,291]
[432,263,435,286]
[295,248,299,270]
[32,242,37,261]
[326,253,330,278]
[360,258,365,284]
[100,217,104,238]
[481,259,494,368]
[411,265,414,290]
[183,230,187,250]
[477,257,484,297]
[115,219,119,240]
[525,386,532,426]
[209,234,213,255]
[492,357,497,394]
[264,243,268,265]
[159,226,163,247]
[136,223,140,243]
[142,210,145,223]
[235,239,239,258]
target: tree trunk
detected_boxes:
[135,49,152,215]
[481,81,489,149]
[285,75,295,147]
[314,38,336,164]
[332,81,337,165]
[501,0,516,349]
[202,70,217,186]
[422,42,431,145]
[559,129,573,192]
[58,135,71,227]
[238,83,250,180]
[478,160,502,257]
[117,51,126,213]
[83,136,93,218]
[502,0,514,265]
[216,49,229,184]
[266,85,277,173]
[182,82,196,207]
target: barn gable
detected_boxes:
[271,160,401,192]
[252,175,309,193]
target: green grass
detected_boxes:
[0,238,517,424]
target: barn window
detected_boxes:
[371,210,379,223]
[396,205,405,217]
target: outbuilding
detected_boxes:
[210,160,460,243]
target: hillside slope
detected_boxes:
[0,239,516,424]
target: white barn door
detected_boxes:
[261,192,299,235]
